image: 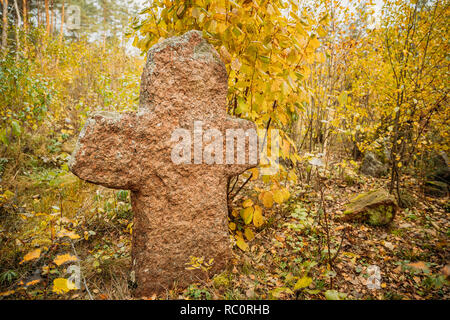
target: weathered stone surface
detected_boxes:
[421,152,449,198]
[360,152,388,178]
[342,188,397,226]
[424,180,448,198]
[427,152,450,180]
[69,30,257,295]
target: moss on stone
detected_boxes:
[366,205,393,225]
[343,188,397,226]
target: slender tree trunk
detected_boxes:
[22,0,26,30]
[45,0,49,34]
[55,0,64,66]
[1,0,8,56]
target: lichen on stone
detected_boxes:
[193,39,222,64]
[146,30,222,66]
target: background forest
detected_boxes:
[0,0,448,300]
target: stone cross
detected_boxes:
[69,30,256,296]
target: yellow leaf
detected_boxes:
[288,170,298,183]
[242,199,253,208]
[57,229,80,240]
[52,278,72,294]
[25,279,41,287]
[229,222,236,230]
[308,36,320,51]
[253,205,264,227]
[0,290,15,297]
[270,287,294,299]
[273,188,291,204]
[235,236,248,251]
[260,191,273,208]
[219,46,232,63]
[176,4,185,16]
[282,188,290,201]
[244,228,255,241]
[294,276,312,290]
[240,207,254,225]
[273,189,283,204]
[53,253,78,266]
[249,167,259,180]
[2,190,14,200]
[20,248,41,264]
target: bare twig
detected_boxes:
[229,173,253,202]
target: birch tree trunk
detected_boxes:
[13,0,20,59]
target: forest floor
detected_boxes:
[0,152,449,300]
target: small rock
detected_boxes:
[341,188,398,226]
[360,152,388,178]
[383,241,395,250]
[424,180,448,198]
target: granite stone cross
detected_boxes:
[69,30,257,296]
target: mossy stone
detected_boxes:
[343,188,397,226]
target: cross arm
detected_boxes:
[69,111,141,191]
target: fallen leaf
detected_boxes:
[235,236,248,251]
[240,207,254,225]
[253,205,264,227]
[52,278,76,294]
[324,290,346,300]
[20,248,41,264]
[53,253,78,266]
[242,199,253,208]
[57,229,80,240]
[244,228,255,241]
[260,191,273,208]
[408,261,430,273]
[294,276,312,290]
